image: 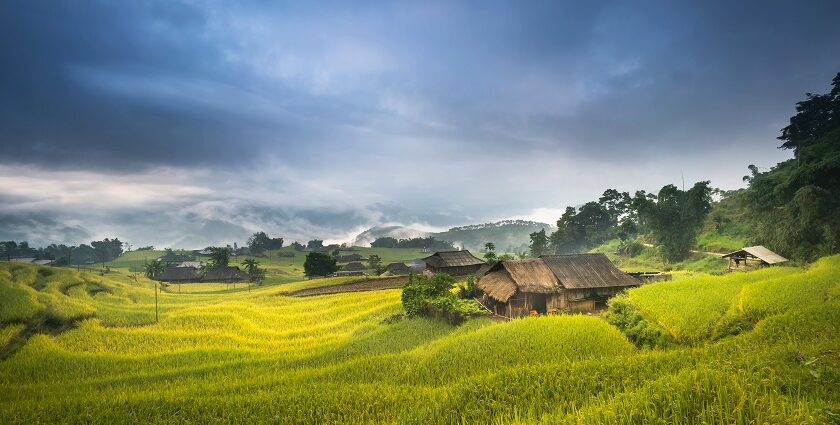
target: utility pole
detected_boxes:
[154,281,159,323]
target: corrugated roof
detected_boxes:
[539,253,639,289]
[422,250,485,268]
[722,246,788,265]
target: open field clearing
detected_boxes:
[1,257,839,424]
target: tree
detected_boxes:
[143,260,166,280]
[368,254,383,274]
[303,252,337,277]
[241,258,265,284]
[634,182,713,263]
[247,232,284,255]
[290,241,305,251]
[528,229,548,257]
[778,72,840,156]
[207,247,231,268]
[307,239,324,250]
[483,242,497,264]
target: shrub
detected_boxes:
[401,273,485,324]
[604,294,673,349]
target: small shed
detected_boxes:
[722,246,788,269]
[422,250,485,276]
[383,262,412,275]
[477,253,639,318]
[342,262,368,272]
[157,266,202,282]
[203,266,248,282]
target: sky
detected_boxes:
[1,0,839,248]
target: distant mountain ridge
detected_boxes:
[352,220,554,253]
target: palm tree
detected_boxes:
[241,258,263,291]
[143,260,166,280]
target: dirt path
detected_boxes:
[287,276,409,297]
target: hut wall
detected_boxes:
[506,295,530,318]
[547,292,567,312]
[434,264,483,276]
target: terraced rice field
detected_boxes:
[0,256,839,423]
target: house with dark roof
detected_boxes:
[203,266,248,282]
[336,253,368,263]
[422,250,485,276]
[342,262,368,272]
[383,262,412,275]
[477,253,639,317]
[157,266,203,282]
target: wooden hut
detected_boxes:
[722,246,788,269]
[383,262,412,275]
[203,266,248,282]
[477,254,639,318]
[342,262,368,272]
[422,250,485,276]
[157,266,202,282]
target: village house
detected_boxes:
[342,262,368,272]
[203,266,248,282]
[422,250,485,276]
[477,253,639,318]
[157,266,202,282]
[722,245,788,269]
[383,262,412,275]
[336,253,368,263]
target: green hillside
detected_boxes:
[1,256,838,423]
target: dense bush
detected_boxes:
[604,294,673,349]
[401,273,485,324]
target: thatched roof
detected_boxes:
[158,266,202,282]
[342,262,368,271]
[385,262,411,274]
[422,250,484,268]
[203,266,248,282]
[540,253,639,289]
[477,258,560,302]
[722,246,788,265]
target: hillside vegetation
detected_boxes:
[1,257,839,423]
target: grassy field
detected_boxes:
[0,256,839,423]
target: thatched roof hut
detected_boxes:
[342,262,368,272]
[722,246,788,269]
[157,266,202,282]
[203,266,248,282]
[478,258,559,303]
[422,250,485,276]
[477,254,638,317]
[384,262,412,275]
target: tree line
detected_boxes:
[0,238,124,266]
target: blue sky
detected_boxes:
[1,0,839,247]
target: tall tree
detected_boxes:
[528,229,548,257]
[483,242,497,264]
[778,72,840,156]
[634,182,713,263]
[207,247,231,268]
[303,252,338,277]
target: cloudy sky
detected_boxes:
[1,0,839,248]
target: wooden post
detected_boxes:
[154,281,159,323]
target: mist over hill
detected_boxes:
[353,220,554,252]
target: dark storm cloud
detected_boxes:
[2,0,838,170]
